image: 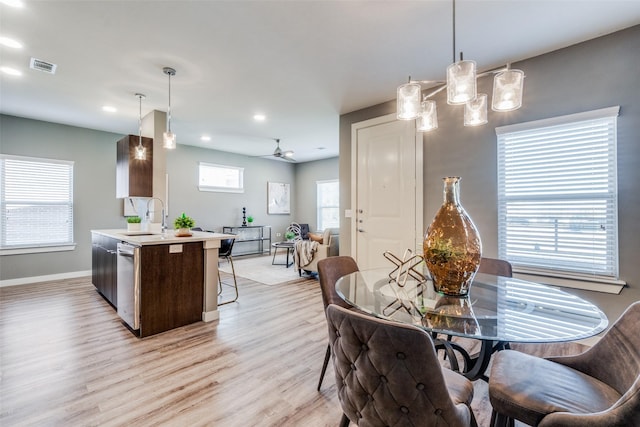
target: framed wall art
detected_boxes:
[267,181,290,214]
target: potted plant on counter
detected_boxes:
[127,216,142,232]
[174,212,195,237]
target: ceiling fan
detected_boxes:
[263,138,295,162]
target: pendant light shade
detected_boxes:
[397,82,421,120]
[162,67,177,149]
[417,99,438,131]
[492,68,524,111]
[447,59,477,105]
[134,93,147,160]
[464,93,488,126]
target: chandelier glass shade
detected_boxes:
[492,68,524,111]
[397,83,422,120]
[417,99,438,132]
[464,93,488,126]
[162,67,177,150]
[446,59,477,105]
[134,93,147,160]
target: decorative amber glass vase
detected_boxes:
[423,177,482,296]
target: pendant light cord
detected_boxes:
[452,0,456,64]
[138,95,143,145]
[167,72,172,132]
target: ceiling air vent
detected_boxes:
[30,57,57,74]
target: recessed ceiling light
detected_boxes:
[102,106,117,113]
[0,36,23,49]
[253,114,266,122]
[0,66,22,76]
[0,0,24,7]
[200,135,211,141]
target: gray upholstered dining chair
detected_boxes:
[326,304,478,427]
[489,301,640,427]
[316,256,359,391]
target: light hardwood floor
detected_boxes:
[0,273,586,426]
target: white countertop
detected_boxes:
[92,229,236,246]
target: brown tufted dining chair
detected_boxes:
[477,257,512,278]
[316,256,359,391]
[326,304,477,427]
[489,301,640,427]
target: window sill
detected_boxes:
[0,244,77,256]
[513,268,625,295]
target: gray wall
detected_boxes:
[0,115,123,279]
[340,25,640,320]
[294,157,339,231]
[0,114,336,281]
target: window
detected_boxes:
[317,179,339,230]
[198,162,244,193]
[496,107,619,282]
[1,154,75,254]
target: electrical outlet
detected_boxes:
[276,232,282,237]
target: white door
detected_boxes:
[351,114,423,270]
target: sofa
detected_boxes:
[295,227,339,276]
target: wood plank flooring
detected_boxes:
[0,274,587,426]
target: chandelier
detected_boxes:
[397,0,524,131]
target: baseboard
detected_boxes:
[0,270,92,287]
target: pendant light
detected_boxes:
[162,67,177,149]
[134,93,146,160]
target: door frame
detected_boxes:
[350,113,423,264]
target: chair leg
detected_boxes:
[218,255,239,306]
[317,343,331,391]
[339,413,350,427]
[490,410,513,427]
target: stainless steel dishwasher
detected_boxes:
[116,242,141,330]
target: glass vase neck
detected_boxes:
[443,176,461,205]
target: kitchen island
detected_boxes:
[91,229,235,337]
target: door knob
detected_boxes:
[358,228,364,233]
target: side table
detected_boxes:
[272,241,295,268]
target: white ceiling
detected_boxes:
[1,1,639,163]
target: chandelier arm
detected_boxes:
[423,85,448,100]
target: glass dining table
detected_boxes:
[335,268,608,381]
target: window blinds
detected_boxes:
[496,107,619,279]
[1,155,74,249]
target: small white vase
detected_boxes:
[127,223,141,232]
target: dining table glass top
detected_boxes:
[335,268,608,343]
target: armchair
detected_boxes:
[295,227,339,276]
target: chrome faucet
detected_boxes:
[145,197,166,231]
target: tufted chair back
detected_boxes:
[318,256,359,310]
[326,304,476,427]
[477,257,512,277]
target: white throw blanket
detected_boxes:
[294,240,319,269]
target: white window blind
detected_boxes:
[198,162,244,193]
[496,107,619,280]
[1,154,74,251]
[317,179,339,230]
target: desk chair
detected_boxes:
[326,304,478,427]
[317,256,359,391]
[217,238,238,305]
[489,301,640,427]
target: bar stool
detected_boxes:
[218,238,238,305]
